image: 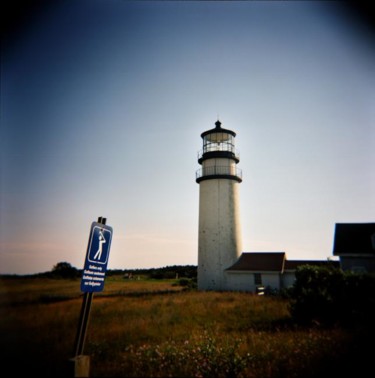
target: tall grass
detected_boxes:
[0,276,372,377]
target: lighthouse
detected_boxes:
[196,120,243,290]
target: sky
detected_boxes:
[1,0,374,275]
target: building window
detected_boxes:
[254,273,262,285]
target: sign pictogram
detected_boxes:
[80,222,113,292]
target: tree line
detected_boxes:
[9,262,198,280]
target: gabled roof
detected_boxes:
[284,260,340,270]
[333,223,375,255]
[226,252,286,272]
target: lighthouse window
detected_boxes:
[203,133,235,154]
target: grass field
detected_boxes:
[0,275,372,377]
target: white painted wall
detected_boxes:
[198,176,242,290]
[224,271,256,292]
[261,273,281,290]
[225,271,282,292]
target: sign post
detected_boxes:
[71,216,113,377]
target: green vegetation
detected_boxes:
[290,265,375,327]
[0,266,374,377]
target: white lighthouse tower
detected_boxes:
[196,120,243,290]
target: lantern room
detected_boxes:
[198,120,239,164]
[196,120,242,183]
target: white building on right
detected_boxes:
[332,223,375,273]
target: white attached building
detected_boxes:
[225,252,285,292]
[225,252,339,293]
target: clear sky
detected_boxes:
[1,0,374,274]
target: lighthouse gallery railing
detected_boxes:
[196,166,242,181]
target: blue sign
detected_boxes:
[81,222,113,292]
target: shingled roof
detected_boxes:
[333,223,375,255]
[226,252,286,272]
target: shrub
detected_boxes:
[290,265,375,327]
[175,277,197,289]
